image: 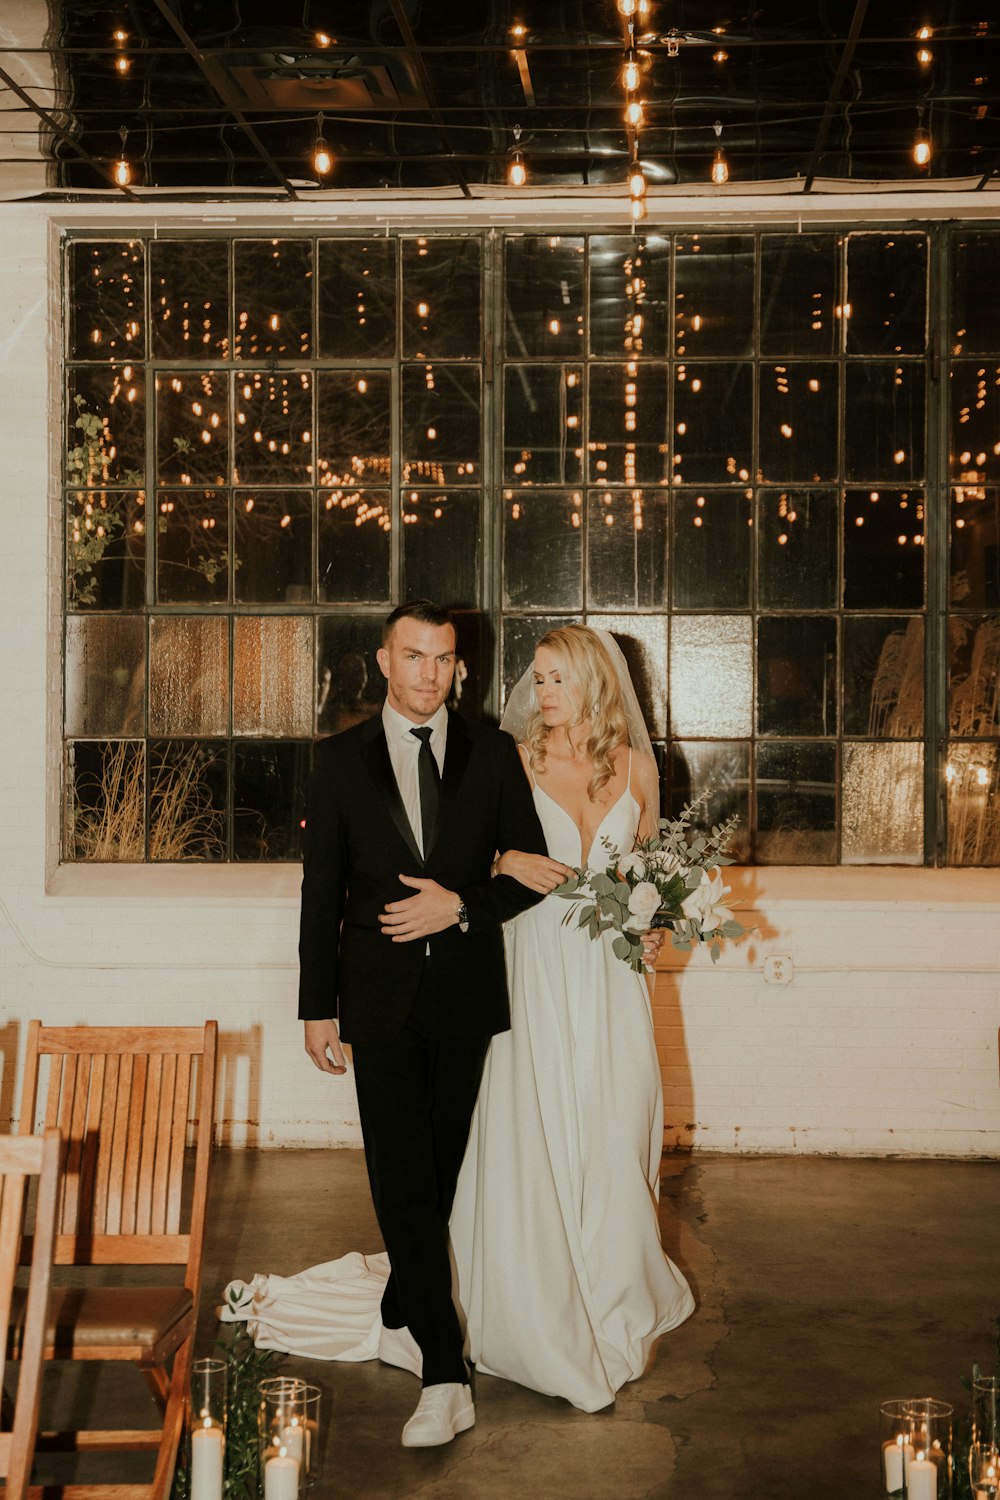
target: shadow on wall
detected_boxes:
[214,1023,262,1148]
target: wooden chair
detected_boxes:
[0,1129,60,1498]
[15,1022,218,1498]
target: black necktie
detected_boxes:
[410,726,440,856]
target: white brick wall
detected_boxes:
[1,202,999,1157]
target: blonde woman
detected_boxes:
[449,624,695,1412]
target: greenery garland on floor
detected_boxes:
[171,1318,285,1500]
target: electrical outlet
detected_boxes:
[763,954,794,985]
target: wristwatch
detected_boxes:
[456,899,469,934]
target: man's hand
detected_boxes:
[304,1018,349,1075]
[379,875,461,942]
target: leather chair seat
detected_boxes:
[10,1284,193,1352]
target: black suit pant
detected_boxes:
[351,960,490,1388]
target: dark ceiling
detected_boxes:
[2,1,1000,199]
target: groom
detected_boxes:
[299,600,547,1447]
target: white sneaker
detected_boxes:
[401,1383,475,1448]
[378,1323,423,1378]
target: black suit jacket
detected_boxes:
[298,709,548,1045]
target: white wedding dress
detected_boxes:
[449,762,695,1411]
[222,760,694,1412]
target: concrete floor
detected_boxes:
[26,1150,1000,1498]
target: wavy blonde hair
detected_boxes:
[525,625,629,802]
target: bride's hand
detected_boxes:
[641,929,665,971]
[494,850,574,894]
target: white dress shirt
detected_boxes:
[381,699,448,858]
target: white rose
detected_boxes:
[681,869,733,935]
[617,851,646,879]
[625,880,661,932]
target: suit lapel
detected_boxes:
[361,718,424,867]
[424,710,473,862]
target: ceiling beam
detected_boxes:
[800,0,871,193]
[387,0,471,199]
[148,0,298,198]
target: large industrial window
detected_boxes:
[62,227,999,864]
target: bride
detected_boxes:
[223,625,693,1414]
[450,624,694,1412]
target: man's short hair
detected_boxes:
[382,599,455,647]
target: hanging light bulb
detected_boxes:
[623,50,640,91]
[114,53,131,75]
[628,161,646,199]
[630,196,648,223]
[509,150,527,187]
[113,125,130,187]
[617,0,638,16]
[625,98,644,128]
[710,121,729,184]
[313,113,333,176]
[913,126,932,166]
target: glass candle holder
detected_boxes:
[880,1399,953,1498]
[974,1379,1000,1447]
[189,1357,227,1500]
[297,1384,322,1488]
[258,1375,306,1500]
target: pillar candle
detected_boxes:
[190,1422,224,1500]
[907,1455,937,1500]
[264,1449,300,1500]
[281,1419,305,1467]
[883,1436,914,1491]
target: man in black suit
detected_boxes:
[299,601,547,1447]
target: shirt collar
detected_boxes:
[382,699,448,744]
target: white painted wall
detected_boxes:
[1,200,998,1158]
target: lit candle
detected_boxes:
[190,1418,224,1500]
[264,1447,300,1500]
[907,1453,937,1500]
[883,1435,914,1491]
[280,1417,305,1467]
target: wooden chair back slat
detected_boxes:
[57,1056,83,1236]
[0,1171,27,1393]
[106,1055,133,1236]
[134,1054,162,1235]
[165,1055,190,1236]
[77,1053,105,1238]
[93,1054,120,1234]
[119,1054,148,1237]
[150,1053,177,1235]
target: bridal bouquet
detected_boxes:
[553,796,748,970]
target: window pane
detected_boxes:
[156,489,229,604]
[148,740,227,862]
[951,487,1000,608]
[844,363,925,482]
[505,236,585,358]
[68,366,146,486]
[758,616,837,736]
[317,617,385,737]
[666,741,751,862]
[504,364,583,485]
[950,362,1000,484]
[65,616,145,737]
[760,234,838,356]
[756,741,837,864]
[843,617,924,737]
[757,490,838,609]
[674,234,754,356]
[951,230,1000,355]
[674,363,752,485]
[587,490,668,610]
[672,490,752,609]
[842,742,923,863]
[67,490,146,609]
[234,372,313,486]
[317,370,391,489]
[758,363,838,483]
[66,740,145,861]
[233,617,314,737]
[589,234,669,358]
[402,365,480,486]
[403,491,480,608]
[589,363,668,485]
[233,241,312,359]
[503,491,582,609]
[149,616,229,736]
[402,237,481,358]
[670,615,753,737]
[155,370,229,487]
[234,490,312,604]
[588,614,668,739]
[949,615,1000,736]
[946,742,1000,865]
[233,742,309,861]
[150,240,229,360]
[318,491,390,604]
[68,240,145,360]
[844,488,925,609]
[846,233,927,355]
[318,238,397,358]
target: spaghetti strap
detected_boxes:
[517,742,537,789]
[626,744,633,796]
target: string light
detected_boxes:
[913,108,932,167]
[113,125,130,188]
[617,0,637,15]
[313,113,333,176]
[710,120,729,184]
[625,98,644,128]
[508,123,527,186]
[628,161,646,199]
[623,50,640,91]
